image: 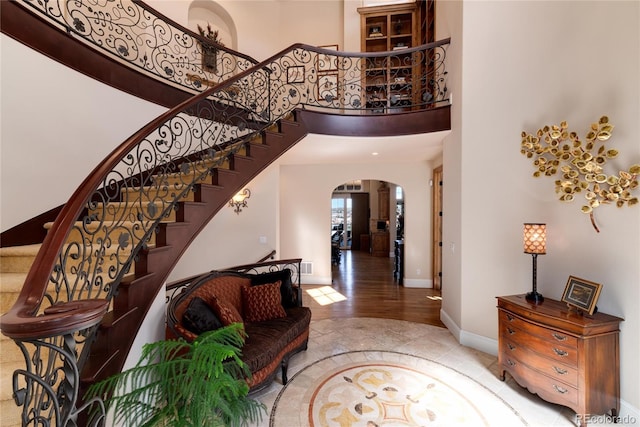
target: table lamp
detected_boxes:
[523,223,546,304]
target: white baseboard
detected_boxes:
[402,278,433,288]
[300,276,332,285]
[440,308,639,420]
[617,401,640,424]
[440,308,462,342]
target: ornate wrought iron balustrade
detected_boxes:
[1,7,450,423]
[260,40,449,115]
[16,0,258,93]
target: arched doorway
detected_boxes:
[188,1,237,50]
[330,179,404,281]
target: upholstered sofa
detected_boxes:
[166,259,311,392]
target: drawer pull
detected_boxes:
[553,348,568,357]
[506,314,514,322]
[507,327,515,335]
[553,366,568,375]
[507,343,516,351]
[507,359,516,367]
[553,384,568,394]
[552,333,567,342]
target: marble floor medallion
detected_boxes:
[270,350,527,426]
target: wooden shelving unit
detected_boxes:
[358,2,421,113]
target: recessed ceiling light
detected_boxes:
[372,152,379,156]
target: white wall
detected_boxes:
[168,165,281,281]
[171,134,436,287]
[150,0,347,61]
[439,0,639,415]
[0,35,166,231]
[278,138,434,286]
[3,0,638,416]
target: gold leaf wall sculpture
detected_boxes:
[521,116,639,232]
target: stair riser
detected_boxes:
[0,257,34,274]
[1,253,134,278]
[212,169,242,189]
[0,398,22,427]
[0,116,302,426]
[88,204,177,223]
[113,279,153,314]
[153,158,230,187]
[120,187,195,204]
[0,292,21,314]
[89,311,142,356]
[63,225,156,248]
[0,340,26,365]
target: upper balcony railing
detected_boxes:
[15,0,259,93]
[11,0,449,115]
[2,1,450,425]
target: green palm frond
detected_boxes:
[85,323,265,427]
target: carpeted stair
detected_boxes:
[0,115,307,425]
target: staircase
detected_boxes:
[1,1,452,424]
[0,246,36,427]
[0,115,307,425]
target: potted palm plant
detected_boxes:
[198,23,224,73]
[86,323,265,426]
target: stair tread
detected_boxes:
[43,220,143,229]
[1,358,25,400]
[0,244,41,256]
[0,397,22,426]
[0,115,299,423]
[0,272,27,292]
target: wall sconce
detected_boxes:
[229,188,251,214]
[523,223,546,304]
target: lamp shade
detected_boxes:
[523,223,546,254]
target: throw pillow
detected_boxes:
[182,297,223,335]
[242,281,287,323]
[249,269,297,309]
[209,295,244,326]
[192,275,250,317]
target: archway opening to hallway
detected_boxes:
[329,179,404,275]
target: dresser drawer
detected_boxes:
[501,354,579,409]
[499,310,578,348]
[500,337,578,386]
[500,318,578,366]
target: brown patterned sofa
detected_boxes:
[166,259,311,392]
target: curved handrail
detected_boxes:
[12,0,259,94]
[1,38,451,339]
[0,35,450,425]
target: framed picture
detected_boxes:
[317,45,338,72]
[561,276,602,315]
[287,66,305,84]
[317,73,338,102]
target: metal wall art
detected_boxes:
[521,116,639,232]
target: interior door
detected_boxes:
[350,193,369,251]
[432,166,443,290]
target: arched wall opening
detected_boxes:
[280,162,435,288]
[188,1,237,50]
[330,179,405,282]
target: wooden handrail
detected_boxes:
[1,39,451,340]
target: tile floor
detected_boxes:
[249,317,620,427]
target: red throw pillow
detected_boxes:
[242,281,287,323]
[209,295,244,326]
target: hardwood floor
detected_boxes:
[302,249,445,327]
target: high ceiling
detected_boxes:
[279,131,449,165]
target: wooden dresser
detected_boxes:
[497,294,623,425]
